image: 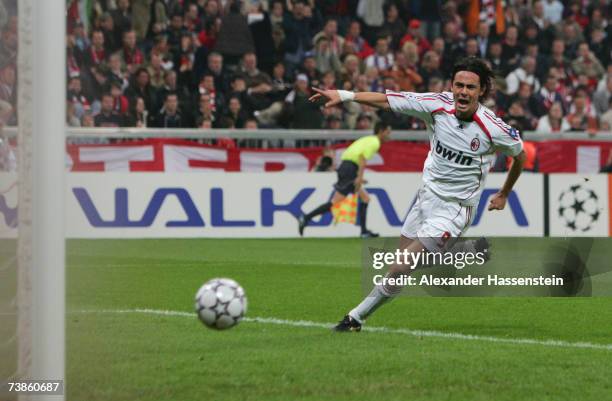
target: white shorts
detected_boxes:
[401,186,474,252]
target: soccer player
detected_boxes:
[308,57,526,331]
[298,121,392,238]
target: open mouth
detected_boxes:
[457,98,469,106]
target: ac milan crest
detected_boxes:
[470,138,480,151]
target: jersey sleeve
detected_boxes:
[385,91,451,124]
[362,137,380,160]
[489,116,524,157]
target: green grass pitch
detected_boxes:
[66,238,612,401]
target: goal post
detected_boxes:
[16,0,66,399]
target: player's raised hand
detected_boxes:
[488,192,507,211]
[309,87,342,108]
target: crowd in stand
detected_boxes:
[2,0,612,136]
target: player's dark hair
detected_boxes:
[451,57,494,101]
[374,121,390,135]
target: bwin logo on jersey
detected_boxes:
[435,141,473,166]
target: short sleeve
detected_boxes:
[491,121,524,157]
[362,137,380,160]
[386,91,452,125]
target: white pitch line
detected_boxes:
[72,308,612,351]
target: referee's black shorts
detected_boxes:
[334,160,359,195]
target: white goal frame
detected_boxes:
[17,0,65,400]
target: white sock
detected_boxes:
[348,285,392,324]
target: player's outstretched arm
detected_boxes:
[308,88,391,110]
[488,150,526,211]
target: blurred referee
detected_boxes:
[298,121,391,238]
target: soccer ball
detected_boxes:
[195,278,247,330]
[558,184,600,232]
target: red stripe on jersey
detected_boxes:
[416,94,453,105]
[473,113,493,144]
[482,111,510,133]
[431,107,455,115]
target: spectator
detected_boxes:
[99,13,120,54]
[536,74,565,117]
[312,146,335,172]
[118,29,145,74]
[501,25,522,71]
[94,93,124,127]
[125,67,158,113]
[285,74,323,129]
[399,19,431,58]
[197,73,224,113]
[486,41,507,75]
[110,81,129,116]
[166,13,187,54]
[200,0,220,28]
[571,42,606,88]
[559,20,583,60]
[158,69,192,115]
[390,45,422,92]
[224,96,248,128]
[247,3,275,74]
[567,87,599,133]
[355,113,373,130]
[153,92,186,128]
[146,51,166,89]
[174,33,196,89]
[544,38,574,87]
[381,4,405,50]
[83,29,106,69]
[72,21,90,52]
[365,37,394,71]
[505,56,540,96]
[215,1,255,67]
[314,36,342,75]
[126,96,149,127]
[131,0,151,40]
[111,0,133,38]
[66,101,81,127]
[269,1,285,51]
[183,3,200,33]
[464,37,480,58]
[147,0,169,40]
[344,20,374,60]
[339,55,361,85]
[475,21,490,59]
[599,98,612,131]
[588,27,609,68]
[593,76,612,117]
[512,82,540,129]
[67,75,91,120]
[107,53,129,90]
[356,0,385,44]
[504,100,532,133]
[326,114,343,130]
[237,52,273,111]
[82,112,96,127]
[536,101,570,132]
[202,52,229,95]
[195,92,217,127]
[283,1,316,71]
[313,18,344,55]
[542,0,564,24]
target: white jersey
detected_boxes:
[386,91,524,206]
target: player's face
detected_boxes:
[379,127,392,143]
[452,71,484,120]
